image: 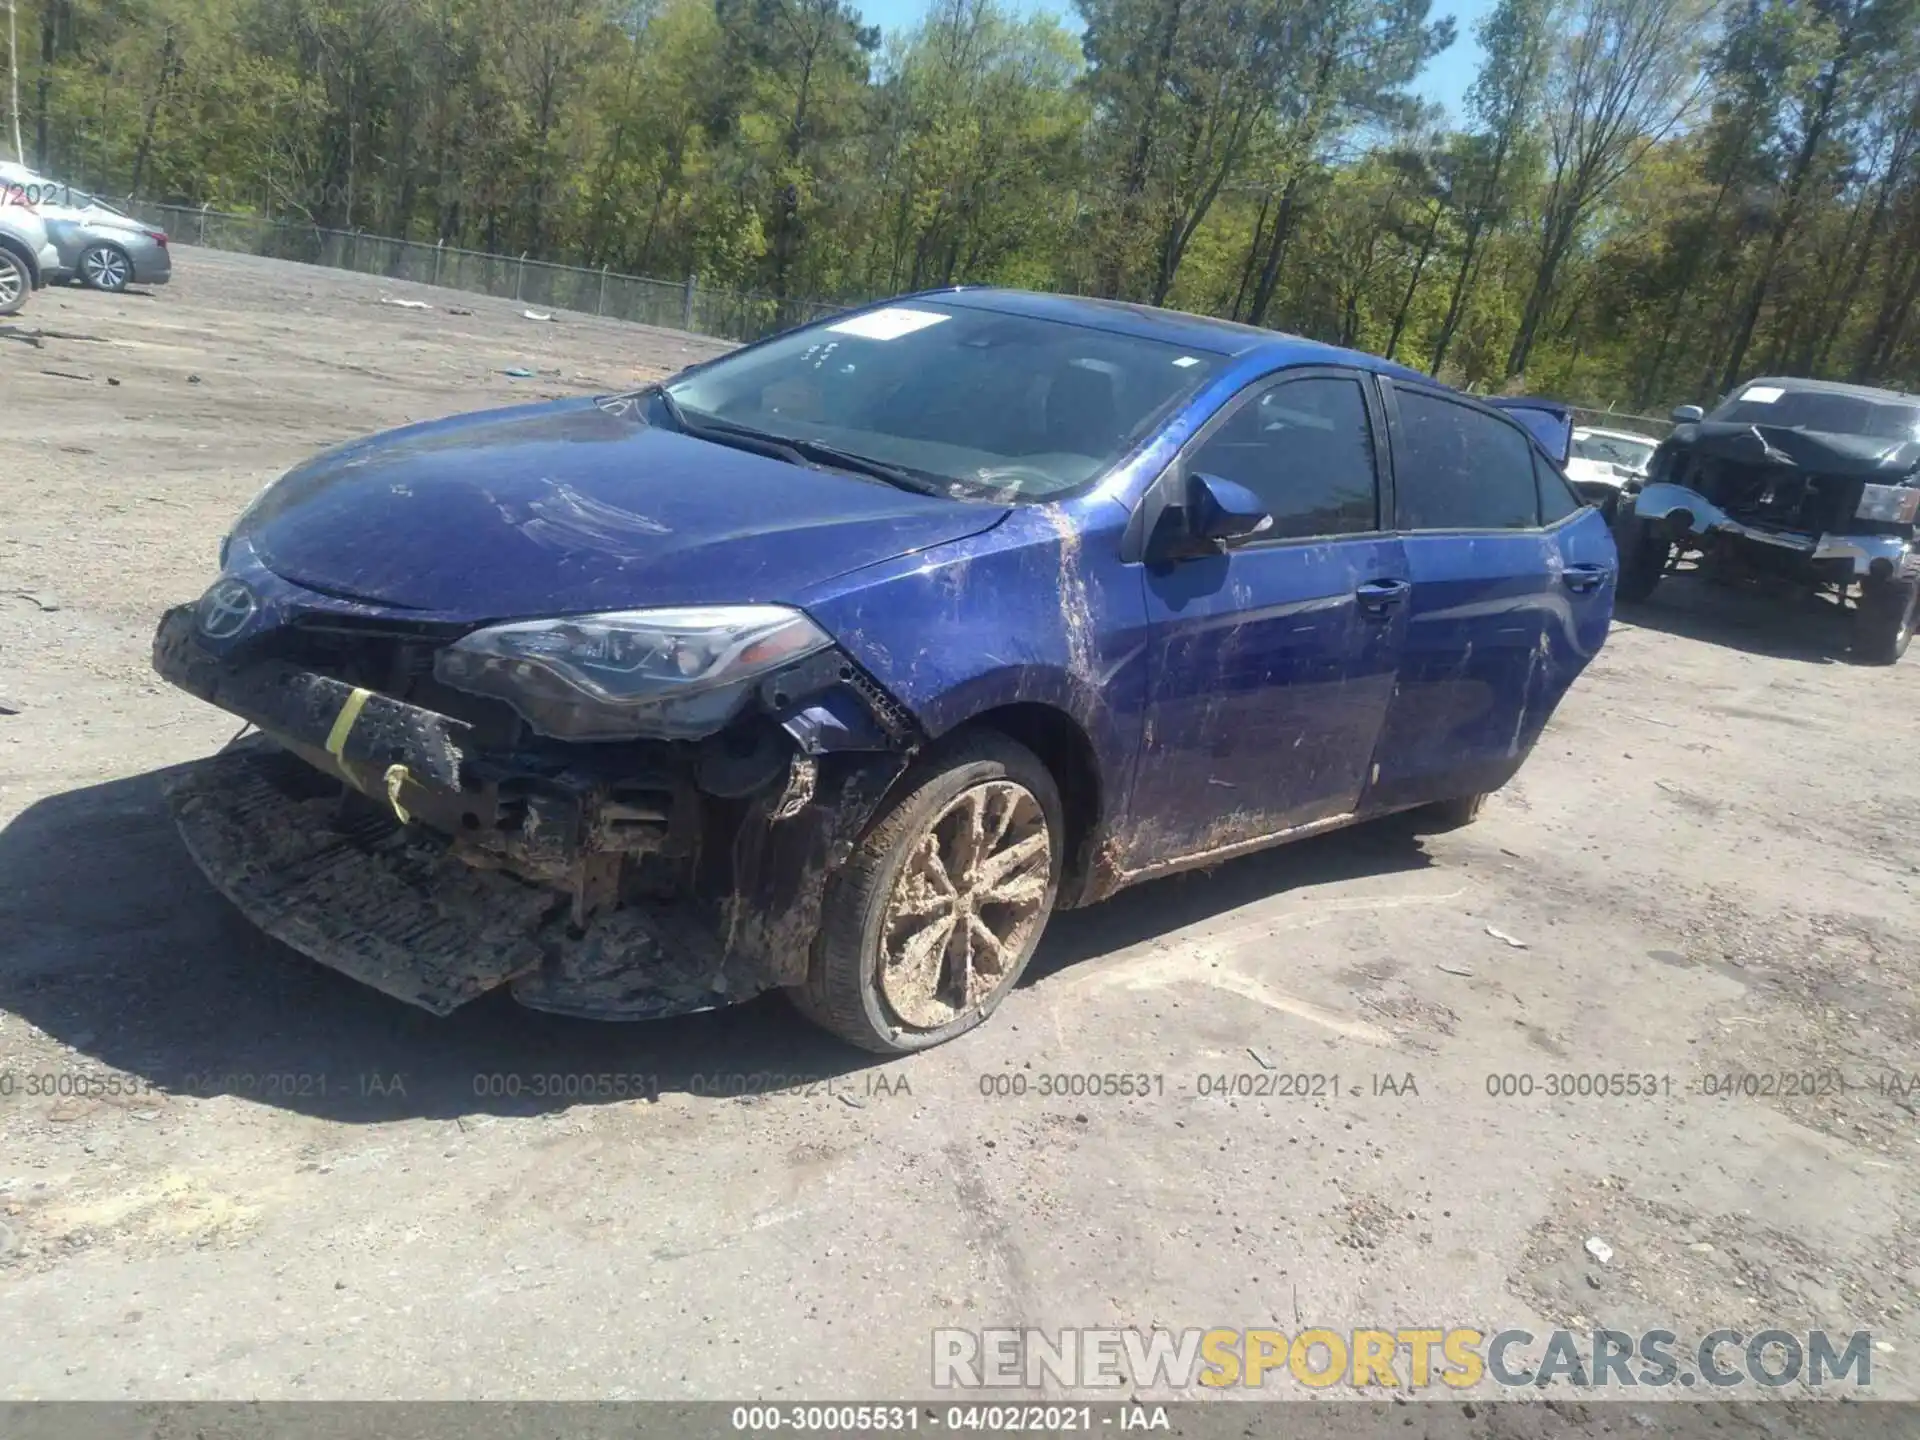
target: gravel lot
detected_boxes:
[3,249,1919,1419]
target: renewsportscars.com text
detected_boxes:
[932,1326,1874,1391]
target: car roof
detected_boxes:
[1731,376,1920,405]
[913,287,1437,384]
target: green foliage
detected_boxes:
[11,0,1920,397]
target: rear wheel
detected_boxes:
[79,243,133,292]
[0,249,27,317]
[1856,576,1918,665]
[787,733,1062,1054]
[1614,511,1670,604]
[1416,793,1487,832]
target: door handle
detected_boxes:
[1356,578,1410,616]
[1563,564,1609,593]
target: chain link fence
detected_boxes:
[128,202,847,344]
[116,202,1676,427]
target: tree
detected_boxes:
[1504,0,1709,380]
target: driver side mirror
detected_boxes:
[1670,404,1704,425]
[1142,471,1274,566]
[1187,472,1272,545]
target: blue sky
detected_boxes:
[856,0,1494,120]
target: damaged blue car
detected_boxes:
[153,290,1615,1052]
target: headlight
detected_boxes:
[435,605,833,740]
[1856,483,1920,525]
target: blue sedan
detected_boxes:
[152,289,1614,1052]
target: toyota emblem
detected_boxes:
[198,579,258,640]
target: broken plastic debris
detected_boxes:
[521,309,555,322]
[1585,1236,1613,1265]
[1437,964,1475,977]
[1486,925,1528,949]
[501,367,535,378]
[379,296,433,310]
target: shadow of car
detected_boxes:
[0,762,1436,1122]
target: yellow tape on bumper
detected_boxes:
[324,686,373,760]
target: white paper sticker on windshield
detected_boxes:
[1740,385,1784,404]
[1173,355,1201,367]
[827,307,950,341]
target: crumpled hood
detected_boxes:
[1673,421,1920,477]
[235,397,1010,617]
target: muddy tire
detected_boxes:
[0,249,28,317]
[1415,793,1487,833]
[1614,511,1669,604]
[1856,576,1918,666]
[787,732,1062,1054]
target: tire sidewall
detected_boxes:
[1861,577,1918,663]
[0,250,26,316]
[1612,512,1667,603]
[845,743,1063,1052]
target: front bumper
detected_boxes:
[152,603,914,1020]
[166,740,742,1018]
[1632,482,1913,580]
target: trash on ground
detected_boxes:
[1584,1236,1614,1265]
[380,296,433,311]
[1486,925,1528,949]
[522,309,555,322]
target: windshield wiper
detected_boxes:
[644,385,810,467]
[644,385,948,496]
[783,438,948,496]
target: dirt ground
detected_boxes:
[3,248,1919,1421]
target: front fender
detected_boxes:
[1632,481,1729,536]
[798,497,1150,822]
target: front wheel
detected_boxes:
[787,733,1062,1054]
[79,243,134,292]
[0,250,27,316]
[1614,510,1670,604]
[1856,576,1918,665]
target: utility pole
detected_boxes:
[5,0,23,165]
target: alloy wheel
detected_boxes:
[83,247,132,291]
[0,257,22,311]
[878,779,1052,1030]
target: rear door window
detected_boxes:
[1392,388,1540,531]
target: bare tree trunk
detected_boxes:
[1718,47,1852,389]
[128,25,176,201]
[1384,200,1443,361]
[5,0,22,164]
[1243,171,1303,326]
[33,0,54,171]
[1101,0,1183,299]
[1505,200,1579,378]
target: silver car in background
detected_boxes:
[38,184,172,291]
[0,204,61,316]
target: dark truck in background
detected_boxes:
[1612,377,1920,664]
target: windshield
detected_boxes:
[664,302,1223,500]
[1571,432,1655,468]
[1711,385,1920,441]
